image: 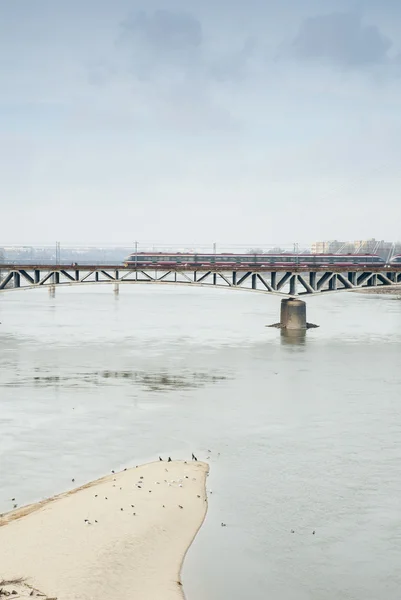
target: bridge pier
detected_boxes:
[269,298,318,330]
[280,298,307,329]
[114,282,119,296]
[49,285,56,298]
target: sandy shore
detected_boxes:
[0,460,208,599]
[353,286,401,295]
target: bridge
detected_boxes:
[1,263,401,296]
[1,262,400,330]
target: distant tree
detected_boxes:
[267,247,285,254]
[248,247,265,254]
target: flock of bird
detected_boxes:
[7,452,318,537]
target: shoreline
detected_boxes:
[0,460,209,599]
[352,286,401,295]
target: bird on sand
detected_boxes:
[221,523,226,527]
[159,456,163,461]
[291,530,295,533]
[312,530,316,535]
[168,457,172,462]
[192,453,198,461]
[178,505,183,509]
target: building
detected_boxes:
[311,240,345,254]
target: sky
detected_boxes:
[1,0,401,246]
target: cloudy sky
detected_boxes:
[1,0,400,245]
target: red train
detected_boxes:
[124,252,387,268]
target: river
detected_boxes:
[1,285,401,599]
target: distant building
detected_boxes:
[311,240,345,254]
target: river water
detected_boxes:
[1,285,401,600]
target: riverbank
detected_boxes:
[353,286,401,295]
[0,460,208,599]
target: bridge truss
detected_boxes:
[1,265,401,296]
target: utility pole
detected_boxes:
[135,240,138,270]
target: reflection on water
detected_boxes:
[280,329,307,345]
[1,286,401,600]
[3,369,229,392]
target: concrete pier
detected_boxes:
[268,298,318,330]
[280,298,307,330]
[114,282,120,296]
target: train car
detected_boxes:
[124,252,385,269]
[389,255,401,264]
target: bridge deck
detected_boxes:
[1,264,401,296]
[1,264,401,273]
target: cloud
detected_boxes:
[118,9,203,78]
[289,12,392,66]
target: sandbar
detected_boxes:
[0,460,208,599]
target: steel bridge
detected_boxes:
[1,264,401,296]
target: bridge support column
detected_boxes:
[280,298,307,330]
[114,282,119,295]
[49,285,56,298]
[269,299,318,330]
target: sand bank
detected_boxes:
[0,460,208,599]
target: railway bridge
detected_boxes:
[1,263,400,330]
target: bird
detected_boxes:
[131,504,134,508]
[168,457,172,462]
[124,468,127,471]
[197,495,200,498]
[13,504,17,509]
[207,449,212,453]
[95,495,98,498]
[291,530,295,534]
[178,505,183,509]
[192,453,198,461]
[221,522,226,527]
[120,508,124,511]
[11,498,15,501]
[71,479,75,483]
[95,520,98,523]
[111,470,115,474]
[105,497,108,500]
[162,505,165,508]
[133,512,136,516]
[312,530,316,535]
[159,456,163,461]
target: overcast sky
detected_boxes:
[1,0,400,245]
